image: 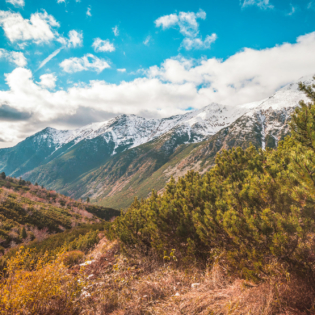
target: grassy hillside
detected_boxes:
[0,176,119,254]
[23,120,269,210]
[23,129,199,208]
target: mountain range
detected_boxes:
[0,75,313,209]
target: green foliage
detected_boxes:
[20,226,27,239]
[0,177,119,250]
[108,81,315,283]
[65,230,100,252]
[0,224,103,273]
[9,224,103,256]
[62,250,84,267]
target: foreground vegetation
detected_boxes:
[1,80,315,314]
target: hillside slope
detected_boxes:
[0,176,119,253]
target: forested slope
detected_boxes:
[0,175,119,254]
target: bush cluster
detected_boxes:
[108,80,315,283]
[0,224,103,272]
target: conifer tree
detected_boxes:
[20,227,27,239]
[289,78,315,197]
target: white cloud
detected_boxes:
[148,32,315,106]
[57,30,83,47]
[92,38,115,52]
[86,6,92,17]
[0,10,59,44]
[112,25,119,36]
[155,14,178,29]
[5,0,24,7]
[10,51,27,67]
[37,30,83,70]
[117,68,126,72]
[1,32,315,147]
[155,9,215,50]
[241,0,274,9]
[38,47,63,70]
[143,36,151,45]
[57,0,81,3]
[287,4,296,15]
[60,54,110,73]
[0,49,27,67]
[68,30,83,48]
[155,9,206,37]
[38,73,57,89]
[181,34,217,50]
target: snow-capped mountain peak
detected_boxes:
[31,75,315,157]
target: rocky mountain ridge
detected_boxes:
[28,102,258,155]
[0,75,313,209]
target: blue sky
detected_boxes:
[0,0,315,147]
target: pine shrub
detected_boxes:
[108,80,315,283]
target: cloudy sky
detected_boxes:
[0,0,315,148]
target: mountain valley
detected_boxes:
[0,76,313,209]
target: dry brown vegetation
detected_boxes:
[1,233,314,314]
[74,237,315,315]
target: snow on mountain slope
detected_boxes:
[20,75,315,156]
[238,75,315,149]
[37,101,261,155]
[36,127,73,148]
[246,75,312,114]
[163,76,315,184]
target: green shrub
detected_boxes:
[108,80,315,282]
[0,224,103,274]
[62,250,84,267]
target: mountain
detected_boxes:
[0,102,258,178]
[0,75,313,209]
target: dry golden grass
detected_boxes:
[1,236,314,314]
[0,247,85,315]
[1,236,314,315]
[77,238,315,315]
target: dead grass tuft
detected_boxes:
[77,238,315,315]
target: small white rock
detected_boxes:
[174,292,180,296]
[80,260,95,266]
[81,291,91,298]
[191,283,200,288]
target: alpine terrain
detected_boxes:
[0,75,313,209]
